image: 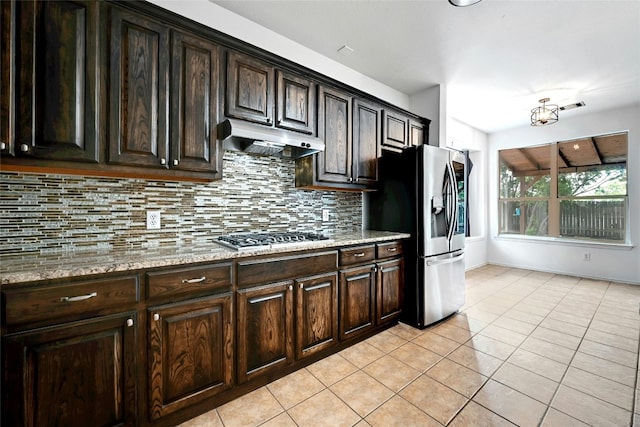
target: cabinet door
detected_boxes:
[383,110,408,151]
[276,70,316,134]
[339,264,376,341]
[109,7,169,168]
[148,294,233,421]
[377,258,404,324]
[317,86,352,184]
[295,272,338,359]
[2,313,137,427]
[409,119,425,147]
[11,0,100,162]
[352,99,382,186]
[237,281,293,384]
[0,1,16,157]
[226,51,274,125]
[170,31,222,174]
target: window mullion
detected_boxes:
[549,142,560,236]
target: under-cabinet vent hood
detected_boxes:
[219,119,324,159]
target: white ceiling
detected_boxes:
[211,0,640,134]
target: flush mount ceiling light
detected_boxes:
[448,0,482,6]
[531,98,559,126]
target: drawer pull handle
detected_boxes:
[59,292,97,303]
[182,277,206,284]
[353,253,365,257]
[387,248,397,252]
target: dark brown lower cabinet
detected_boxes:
[237,281,294,384]
[339,264,376,340]
[147,293,233,421]
[1,312,138,427]
[295,272,338,359]
[377,258,404,323]
[237,272,339,383]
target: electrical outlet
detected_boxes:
[147,210,161,230]
[322,209,330,222]
[583,253,591,261]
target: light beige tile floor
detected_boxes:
[180,265,640,427]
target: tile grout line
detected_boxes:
[460,275,577,426]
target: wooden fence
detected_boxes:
[560,199,626,241]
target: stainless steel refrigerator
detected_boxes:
[367,144,467,328]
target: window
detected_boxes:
[499,132,628,242]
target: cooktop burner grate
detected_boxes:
[215,232,332,251]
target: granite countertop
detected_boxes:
[0,230,410,286]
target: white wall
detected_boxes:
[410,86,444,147]
[446,117,489,271]
[149,0,409,109]
[488,105,639,284]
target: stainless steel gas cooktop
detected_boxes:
[215,232,332,251]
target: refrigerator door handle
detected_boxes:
[445,163,457,241]
[450,162,459,239]
[426,252,465,266]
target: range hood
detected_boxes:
[219,119,324,159]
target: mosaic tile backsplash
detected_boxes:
[0,151,363,255]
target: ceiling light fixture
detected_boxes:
[448,0,482,6]
[531,98,559,126]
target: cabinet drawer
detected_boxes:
[146,263,232,300]
[237,251,337,288]
[377,241,404,259]
[3,275,139,328]
[339,245,375,266]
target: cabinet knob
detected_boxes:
[299,283,304,289]
[127,318,134,327]
[348,177,353,182]
[153,313,160,321]
[173,159,179,166]
[160,158,166,165]
[20,144,29,152]
[0,142,6,150]
[288,285,293,291]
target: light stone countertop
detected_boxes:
[0,230,410,286]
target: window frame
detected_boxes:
[497,133,629,244]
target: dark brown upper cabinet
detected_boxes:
[226,51,275,126]
[409,118,426,148]
[383,109,426,152]
[295,86,382,191]
[0,1,16,157]
[352,99,382,186]
[315,85,353,185]
[170,30,222,175]
[2,0,100,162]
[226,51,317,137]
[382,110,409,151]
[108,7,170,169]
[276,70,316,135]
